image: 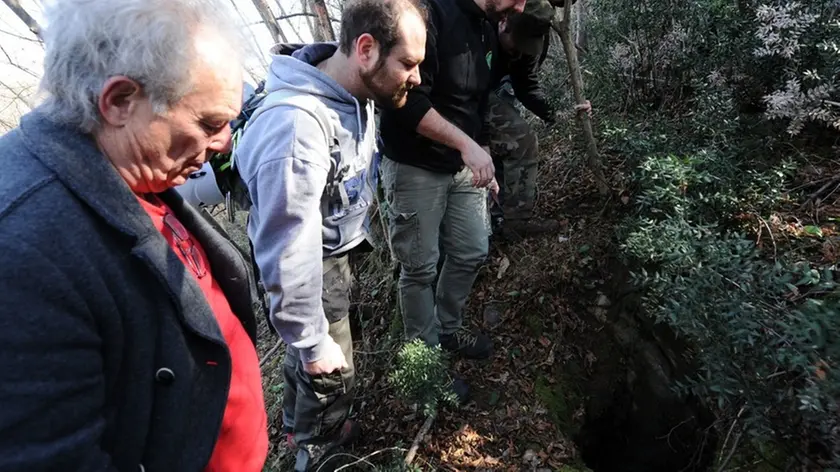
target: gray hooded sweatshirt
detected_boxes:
[234,43,376,363]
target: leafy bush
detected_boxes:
[388,340,458,417]
[621,147,840,467]
[583,0,839,134]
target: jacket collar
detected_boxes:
[18,109,228,346]
[19,109,161,244]
[455,0,488,19]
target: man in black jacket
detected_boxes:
[0,1,267,470]
[486,0,590,239]
[379,0,524,361]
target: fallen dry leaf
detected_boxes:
[497,256,511,279]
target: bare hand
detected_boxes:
[574,100,592,116]
[461,141,495,188]
[487,178,500,204]
[302,335,348,375]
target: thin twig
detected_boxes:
[823,181,840,204]
[405,412,436,465]
[318,447,407,472]
[259,339,283,368]
[0,27,41,44]
[717,407,746,468]
[275,12,339,23]
[716,429,744,472]
[754,214,777,261]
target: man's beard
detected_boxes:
[361,68,412,109]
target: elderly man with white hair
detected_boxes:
[0,0,267,471]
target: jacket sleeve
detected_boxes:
[0,238,118,471]
[243,110,332,364]
[385,7,439,132]
[510,52,555,122]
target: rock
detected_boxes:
[483,303,503,328]
[522,449,538,464]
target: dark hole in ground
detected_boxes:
[567,259,719,472]
[574,368,718,472]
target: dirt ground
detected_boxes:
[215,122,637,471]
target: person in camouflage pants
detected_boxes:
[484,93,541,232]
[486,0,590,239]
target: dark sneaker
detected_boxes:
[292,420,361,471]
[440,330,493,359]
[500,218,560,241]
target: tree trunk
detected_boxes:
[553,4,609,196]
[273,0,304,42]
[309,0,335,42]
[2,0,41,40]
[250,0,287,44]
[574,0,588,52]
[227,0,269,75]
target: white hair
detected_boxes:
[40,0,246,133]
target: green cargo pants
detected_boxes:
[380,157,489,346]
[282,254,355,451]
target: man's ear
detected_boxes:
[98,76,144,127]
[355,33,381,70]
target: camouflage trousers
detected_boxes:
[484,91,540,221]
[282,254,355,458]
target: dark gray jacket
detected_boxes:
[0,110,258,471]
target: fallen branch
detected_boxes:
[803,176,840,207]
[259,339,283,368]
[405,411,436,465]
[322,447,407,472]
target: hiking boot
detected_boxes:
[292,420,361,471]
[499,218,560,241]
[440,329,493,360]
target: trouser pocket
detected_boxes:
[322,254,352,324]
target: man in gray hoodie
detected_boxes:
[234,0,426,469]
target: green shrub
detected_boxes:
[388,340,458,417]
[621,146,840,467]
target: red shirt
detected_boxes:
[137,196,268,472]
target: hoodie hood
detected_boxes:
[265,42,367,150]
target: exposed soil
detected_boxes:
[217,121,725,471]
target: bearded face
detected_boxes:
[361,60,416,109]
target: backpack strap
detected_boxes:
[246,89,350,206]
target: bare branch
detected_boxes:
[0,77,34,108]
[553,4,609,195]
[227,0,270,73]
[0,27,41,44]
[1,0,42,40]
[275,12,339,23]
[249,0,287,43]
[0,43,40,79]
[273,0,304,42]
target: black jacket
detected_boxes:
[490,34,555,122]
[379,0,496,174]
[0,110,258,471]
